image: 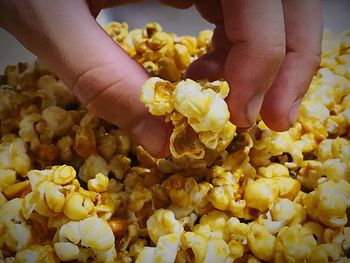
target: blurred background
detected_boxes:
[0,0,349,71]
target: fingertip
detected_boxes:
[186,50,226,80]
[130,116,171,158]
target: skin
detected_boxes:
[0,0,323,157]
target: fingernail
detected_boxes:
[246,93,264,126]
[131,117,167,157]
[288,99,302,125]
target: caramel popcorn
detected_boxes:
[0,21,349,262]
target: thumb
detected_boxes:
[1,0,169,157]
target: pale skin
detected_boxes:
[0,0,323,157]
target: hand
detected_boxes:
[0,0,322,157]
[0,0,171,157]
[187,0,323,130]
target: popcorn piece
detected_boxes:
[247,222,276,261]
[51,165,76,185]
[54,242,79,261]
[14,244,56,263]
[79,216,115,250]
[146,209,184,244]
[302,180,350,227]
[88,173,109,193]
[308,243,341,263]
[63,193,95,221]
[141,77,175,116]
[78,154,108,182]
[274,224,317,263]
[0,198,32,252]
[244,178,279,212]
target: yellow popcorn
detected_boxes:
[197,30,213,50]
[79,216,115,250]
[244,178,279,212]
[308,243,341,263]
[0,20,350,262]
[157,57,180,82]
[63,192,94,221]
[44,182,65,213]
[0,198,32,252]
[146,209,183,244]
[258,163,289,178]
[274,224,317,263]
[105,21,129,42]
[202,237,233,263]
[247,222,276,261]
[169,122,206,159]
[302,179,350,227]
[199,121,236,151]
[228,240,244,260]
[271,176,301,200]
[59,221,81,244]
[88,173,109,193]
[108,154,131,180]
[174,43,191,70]
[141,77,175,116]
[51,165,76,185]
[54,242,79,261]
[270,198,306,226]
[14,244,56,263]
[0,138,31,177]
[78,154,109,182]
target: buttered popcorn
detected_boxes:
[0,22,350,263]
[141,77,236,157]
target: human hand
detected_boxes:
[0,0,322,158]
[187,0,323,130]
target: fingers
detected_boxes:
[260,0,323,131]
[220,0,286,128]
[3,0,169,156]
[186,25,230,80]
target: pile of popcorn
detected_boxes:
[0,21,349,263]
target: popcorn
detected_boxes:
[141,77,235,158]
[302,180,350,227]
[247,222,276,261]
[63,192,94,221]
[0,198,32,252]
[54,242,80,261]
[88,173,109,193]
[0,22,349,262]
[146,209,183,244]
[244,178,279,212]
[274,224,317,262]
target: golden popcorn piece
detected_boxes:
[51,165,76,185]
[0,198,33,253]
[247,223,276,261]
[308,243,341,263]
[44,181,65,213]
[14,244,56,263]
[302,180,350,228]
[274,224,317,263]
[146,209,183,244]
[54,242,80,261]
[2,180,30,200]
[244,178,279,212]
[79,216,115,250]
[170,123,206,159]
[63,192,95,221]
[0,169,17,191]
[88,173,109,193]
[141,77,175,116]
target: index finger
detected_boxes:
[221,0,286,127]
